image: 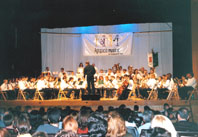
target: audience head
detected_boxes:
[134,105,139,112]
[151,115,177,137]
[62,116,78,133]
[55,130,78,137]
[15,114,31,135]
[106,111,126,137]
[77,109,90,130]
[47,107,61,124]
[176,107,189,121]
[144,106,151,112]
[163,103,169,111]
[3,113,14,127]
[96,105,104,112]
[0,128,11,137]
[143,110,153,123]
[29,110,44,133]
[87,112,107,137]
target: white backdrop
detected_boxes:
[41,23,172,76]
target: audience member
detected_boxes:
[138,110,153,135]
[0,127,11,137]
[161,103,170,117]
[77,109,90,134]
[29,110,44,134]
[151,115,177,137]
[87,112,107,137]
[106,111,133,137]
[36,107,61,134]
[173,107,198,131]
[62,116,78,133]
[3,113,18,135]
[15,114,32,137]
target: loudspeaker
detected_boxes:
[82,95,100,100]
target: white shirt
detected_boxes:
[60,80,68,90]
[127,79,134,90]
[18,80,27,91]
[0,83,9,91]
[147,78,157,89]
[186,77,197,88]
[37,80,46,91]
[77,67,84,74]
[163,79,170,89]
[112,79,119,89]
[58,71,67,79]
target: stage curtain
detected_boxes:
[191,0,198,82]
[41,23,172,76]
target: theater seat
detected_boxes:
[177,131,198,137]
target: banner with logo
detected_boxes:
[148,52,153,68]
[82,32,133,56]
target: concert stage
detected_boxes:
[1,98,198,122]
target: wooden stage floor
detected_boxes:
[0,97,192,110]
[1,97,198,122]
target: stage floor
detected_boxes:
[0,96,190,109]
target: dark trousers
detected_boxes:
[139,88,151,99]
[118,89,130,100]
[157,88,169,99]
[87,78,95,95]
[178,86,194,100]
[96,88,104,97]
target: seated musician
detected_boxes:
[42,67,51,76]
[66,77,78,99]
[106,69,114,78]
[18,77,32,99]
[157,75,168,99]
[75,77,86,98]
[178,73,197,100]
[104,76,117,98]
[26,78,37,99]
[117,75,130,100]
[68,71,77,82]
[96,76,104,97]
[36,76,47,91]
[139,74,157,99]
[58,68,67,79]
[77,62,84,75]
[0,79,9,99]
[121,69,129,77]
[157,74,174,99]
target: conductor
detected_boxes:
[84,61,96,95]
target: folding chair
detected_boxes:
[167,86,180,100]
[17,89,26,101]
[188,86,198,101]
[57,89,66,99]
[34,89,44,100]
[0,90,7,101]
[147,88,158,100]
